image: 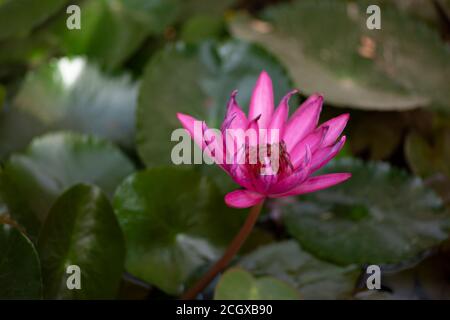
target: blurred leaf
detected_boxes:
[405,129,450,205]
[181,14,227,43]
[405,130,450,178]
[356,246,450,300]
[113,166,245,295]
[47,0,236,68]
[0,132,134,238]
[137,39,293,167]
[178,0,235,18]
[380,246,450,299]
[0,0,68,41]
[382,0,443,26]
[0,85,4,108]
[348,111,405,160]
[14,57,137,149]
[239,240,359,299]
[0,57,137,158]
[230,0,450,111]
[240,227,274,254]
[48,0,156,69]
[121,0,180,34]
[283,158,450,265]
[0,223,42,299]
[118,273,151,300]
[0,107,46,160]
[38,184,125,299]
[214,268,300,300]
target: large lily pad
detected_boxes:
[214,268,300,300]
[0,223,42,299]
[229,0,450,111]
[0,57,138,156]
[0,132,134,237]
[239,241,359,299]
[38,184,125,299]
[137,39,293,167]
[113,166,246,295]
[283,158,450,265]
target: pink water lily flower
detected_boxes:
[177,71,351,209]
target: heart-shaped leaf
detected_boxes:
[0,132,134,238]
[239,241,359,299]
[137,39,293,167]
[283,158,450,265]
[113,166,246,295]
[229,1,450,111]
[0,222,42,299]
[214,268,300,300]
[38,184,125,299]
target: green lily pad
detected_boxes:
[0,132,134,238]
[137,39,293,167]
[47,0,156,70]
[0,223,42,299]
[0,106,46,160]
[48,0,236,69]
[1,57,137,154]
[0,57,137,159]
[120,0,180,34]
[239,241,359,299]
[214,268,300,300]
[0,0,67,41]
[229,0,450,111]
[283,158,450,265]
[178,0,236,19]
[113,166,246,295]
[38,184,125,299]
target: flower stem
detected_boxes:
[181,200,265,300]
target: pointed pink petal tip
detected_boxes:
[225,189,265,208]
[177,112,194,128]
[248,71,274,128]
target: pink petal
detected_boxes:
[247,114,261,147]
[228,163,254,190]
[318,113,349,147]
[289,126,328,169]
[310,136,346,173]
[221,90,248,131]
[268,89,298,134]
[248,71,274,129]
[225,189,265,208]
[268,145,311,194]
[283,94,323,152]
[177,112,226,169]
[271,173,351,198]
[177,113,204,148]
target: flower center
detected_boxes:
[245,141,293,177]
